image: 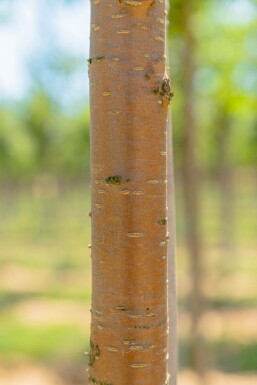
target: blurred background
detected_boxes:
[0,0,256,384]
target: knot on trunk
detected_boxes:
[119,0,155,18]
[88,56,105,64]
[153,78,174,105]
[105,176,123,185]
[105,176,130,185]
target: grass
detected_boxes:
[213,340,257,372]
[0,319,88,361]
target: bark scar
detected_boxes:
[157,219,168,225]
[119,0,155,18]
[88,56,105,64]
[88,340,100,367]
[105,176,130,185]
[152,78,174,106]
[89,376,113,385]
[105,176,123,185]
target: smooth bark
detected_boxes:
[89,1,174,384]
[167,118,177,385]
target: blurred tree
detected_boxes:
[0,0,255,182]
[168,0,257,376]
[24,92,56,170]
[56,108,90,176]
[196,2,257,249]
[0,107,35,178]
[169,0,206,378]
[180,0,205,379]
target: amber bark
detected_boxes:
[167,119,177,385]
[89,1,173,385]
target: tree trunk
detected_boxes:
[167,119,178,385]
[181,0,205,379]
[216,114,234,252]
[89,1,174,385]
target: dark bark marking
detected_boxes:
[89,376,113,385]
[157,219,168,225]
[88,340,100,367]
[105,176,123,185]
[153,78,174,104]
[105,176,130,185]
[88,56,105,64]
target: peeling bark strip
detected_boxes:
[89,0,171,384]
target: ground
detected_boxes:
[0,175,256,384]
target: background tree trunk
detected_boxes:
[181,0,205,379]
[216,113,234,252]
[166,1,177,382]
[89,1,174,384]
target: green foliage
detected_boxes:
[0,94,90,179]
[0,108,36,177]
[0,0,256,180]
[169,0,257,171]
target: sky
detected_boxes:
[0,0,91,103]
